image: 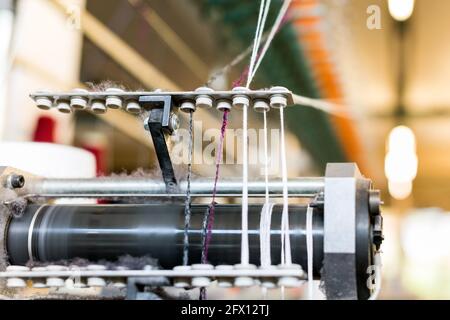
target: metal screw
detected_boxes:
[8,174,25,189]
[143,116,150,131]
[169,113,180,133]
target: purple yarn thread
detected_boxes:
[199,110,229,300]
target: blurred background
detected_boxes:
[0,0,449,299]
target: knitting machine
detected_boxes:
[0,87,383,300]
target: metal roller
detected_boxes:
[1,163,382,299]
[7,204,324,275]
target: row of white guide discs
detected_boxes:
[5,263,304,290]
[32,86,289,115]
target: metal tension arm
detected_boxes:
[140,95,179,193]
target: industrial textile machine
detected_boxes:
[0,87,383,300]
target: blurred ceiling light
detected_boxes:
[388,0,415,22]
[388,180,413,200]
[385,126,418,200]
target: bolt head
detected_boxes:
[8,174,25,189]
[169,113,180,132]
[143,116,150,131]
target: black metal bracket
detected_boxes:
[139,95,178,193]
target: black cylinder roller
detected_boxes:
[7,204,325,277]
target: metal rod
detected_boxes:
[0,268,305,279]
[24,177,324,198]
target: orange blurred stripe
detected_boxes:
[289,3,367,171]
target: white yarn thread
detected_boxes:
[260,203,274,267]
[206,31,271,87]
[263,111,270,206]
[249,0,292,83]
[306,204,314,299]
[259,111,274,268]
[247,0,271,88]
[241,0,271,266]
[292,93,354,119]
[279,107,292,265]
[241,103,250,265]
[243,0,294,268]
[247,0,266,88]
